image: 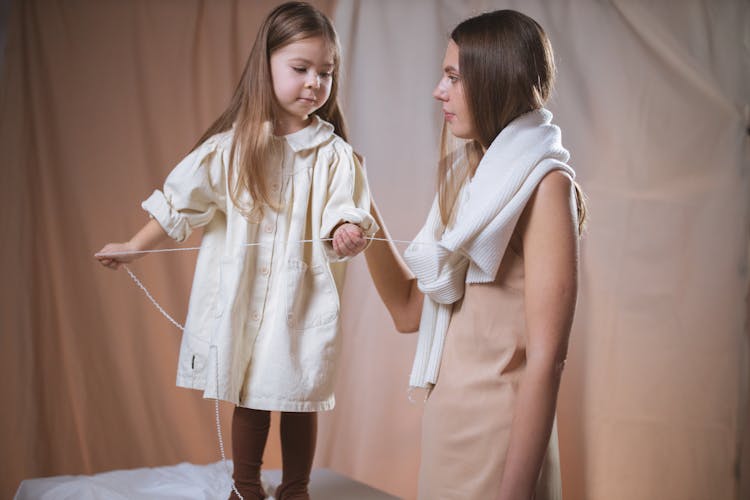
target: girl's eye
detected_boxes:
[319,72,333,79]
[293,67,307,73]
[448,74,459,83]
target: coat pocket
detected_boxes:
[285,257,339,330]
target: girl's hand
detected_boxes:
[95,219,169,270]
[95,242,141,270]
[332,223,367,258]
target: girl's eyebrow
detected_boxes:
[444,65,459,74]
[289,57,334,69]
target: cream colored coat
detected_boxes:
[142,117,377,411]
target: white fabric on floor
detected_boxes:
[14,463,400,500]
[15,462,234,500]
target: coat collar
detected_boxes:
[282,115,335,153]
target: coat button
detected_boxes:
[251,311,260,321]
[260,266,269,276]
[264,224,274,233]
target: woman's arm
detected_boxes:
[364,200,424,333]
[95,218,171,270]
[497,171,579,500]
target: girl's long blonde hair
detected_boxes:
[193,1,348,218]
[438,10,587,234]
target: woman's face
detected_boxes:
[433,40,477,141]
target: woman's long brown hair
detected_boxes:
[193,1,349,218]
[438,10,587,234]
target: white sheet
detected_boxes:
[15,461,234,500]
[14,463,400,500]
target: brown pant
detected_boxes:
[228,407,317,500]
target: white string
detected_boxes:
[214,347,243,500]
[98,236,433,258]
[122,265,243,500]
[124,267,185,331]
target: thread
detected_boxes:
[123,265,243,500]
[97,236,432,258]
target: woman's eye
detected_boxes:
[448,75,459,83]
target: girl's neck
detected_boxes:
[274,115,312,136]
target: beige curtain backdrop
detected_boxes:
[1,1,748,500]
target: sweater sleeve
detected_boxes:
[141,134,229,243]
[319,143,379,262]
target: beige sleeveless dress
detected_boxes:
[418,230,562,500]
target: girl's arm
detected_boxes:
[497,171,579,500]
[95,218,170,270]
[364,200,424,333]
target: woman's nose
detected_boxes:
[433,80,447,101]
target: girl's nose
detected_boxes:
[305,74,321,89]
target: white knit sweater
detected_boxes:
[404,108,575,389]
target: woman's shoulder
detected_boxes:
[517,169,576,239]
[523,170,574,221]
[536,169,573,196]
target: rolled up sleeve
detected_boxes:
[142,136,228,243]
[320,147,379,261]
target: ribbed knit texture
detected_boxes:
[405,108,575,389]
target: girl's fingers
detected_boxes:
[340,230,355,250]
[334,232,353,256]
[333,224,367,257]
[343,227,364,250]
[333,236,342,256]
[339,230,366,255]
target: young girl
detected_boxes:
[96,3,375,499]
[365,9,585,500]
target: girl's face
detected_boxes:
[433,40,477,141]
[270,36,334,135]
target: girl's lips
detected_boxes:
[443,111,455,121]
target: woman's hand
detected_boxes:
[95,242,141,270]
[332,222,367,258]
